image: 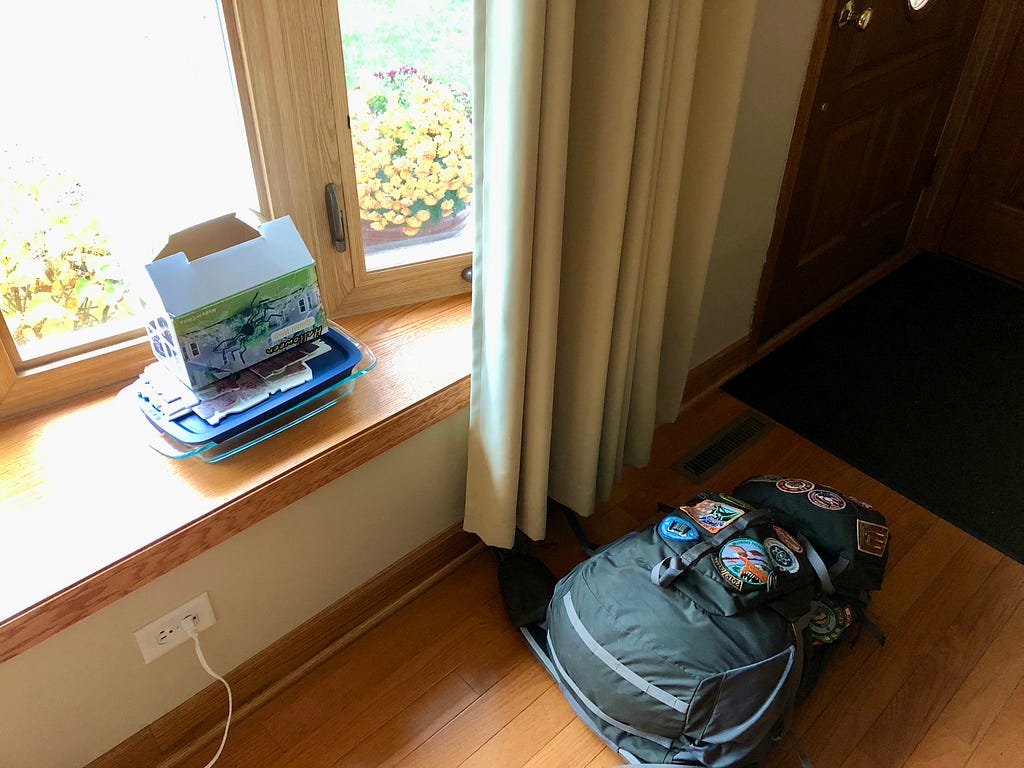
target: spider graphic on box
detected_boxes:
[213,292,283,367]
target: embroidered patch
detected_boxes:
[857,519,890,557]
[808,489,847,511]
[777,478,815,494]
[772,524,804,554]
[658,515,700,543]
[764,538,800,574]
[718,493,755,510]
[684,500,747,534]
[809,598,854,645]
[716,537,772,590]
[848,495,876,511]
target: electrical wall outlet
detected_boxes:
[134,592,216,664]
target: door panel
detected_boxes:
[800,115,879,263]
[759,0,984,340]
[944,32,1024,283]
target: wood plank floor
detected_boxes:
[180,390,1024,768]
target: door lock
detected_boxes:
[837,0,873,30]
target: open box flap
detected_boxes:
[145,215,314,317]
[153,212,262,263]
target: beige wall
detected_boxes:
[0,408,469,768]
[691,0,820,365]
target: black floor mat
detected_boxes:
[723,254,1024,563]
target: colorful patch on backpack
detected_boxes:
[764,538,800,574]
[808,489,847,511]
[684,500,747,534]
[847,494,876,510]
[716,537,772,590]
[809,598,854,644]
[658,515,701,543]
[856,519,889,557]
[777,478,815,493]
[771,524,804,554]
[718,493,755,510]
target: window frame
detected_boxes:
[222,0,473,318]
[0,0,471,420]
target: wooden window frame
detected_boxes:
[0,0,471,420]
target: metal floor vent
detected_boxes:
[670,411,772,482]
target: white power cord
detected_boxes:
[182,616,232,768]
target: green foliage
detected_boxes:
[0,163,138,347]
[339,0,473,96]
[367,92,389,115]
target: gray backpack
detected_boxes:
[517,478,889,767]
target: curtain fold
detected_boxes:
[465,0,756,549]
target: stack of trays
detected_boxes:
[124,323,375,462]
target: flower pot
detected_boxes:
[362,207,471,253]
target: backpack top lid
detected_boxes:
[651,496,819,621]
[730,476,890,594]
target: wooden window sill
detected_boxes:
[0,294,472,664]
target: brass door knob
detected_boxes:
[838,0,874,30]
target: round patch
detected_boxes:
[777,478,815,494]
[771,524,804,554]
[808,598,854,645]
[808,489,847,511]
[764,538,800,574]
[658,515,700,543]
[718,538,773,587]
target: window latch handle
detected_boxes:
[325,183,347,253]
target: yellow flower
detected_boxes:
[350,71,474,235]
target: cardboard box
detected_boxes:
[144,214,326,390]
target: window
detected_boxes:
[0,0,472,418]
[338,0,474,272]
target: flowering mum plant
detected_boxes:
[350,66,473,239]
[0,161,137,345]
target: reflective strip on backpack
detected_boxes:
[548,633,675,750]
[563,593,689,715]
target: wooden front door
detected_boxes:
[943,30,1024,283]
[757,0,983,340]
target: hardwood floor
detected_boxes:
[179,390,1024,768]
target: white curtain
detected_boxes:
[465,0,757,549]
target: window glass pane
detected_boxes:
[338,0,473,272]
[0,1,258,362]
